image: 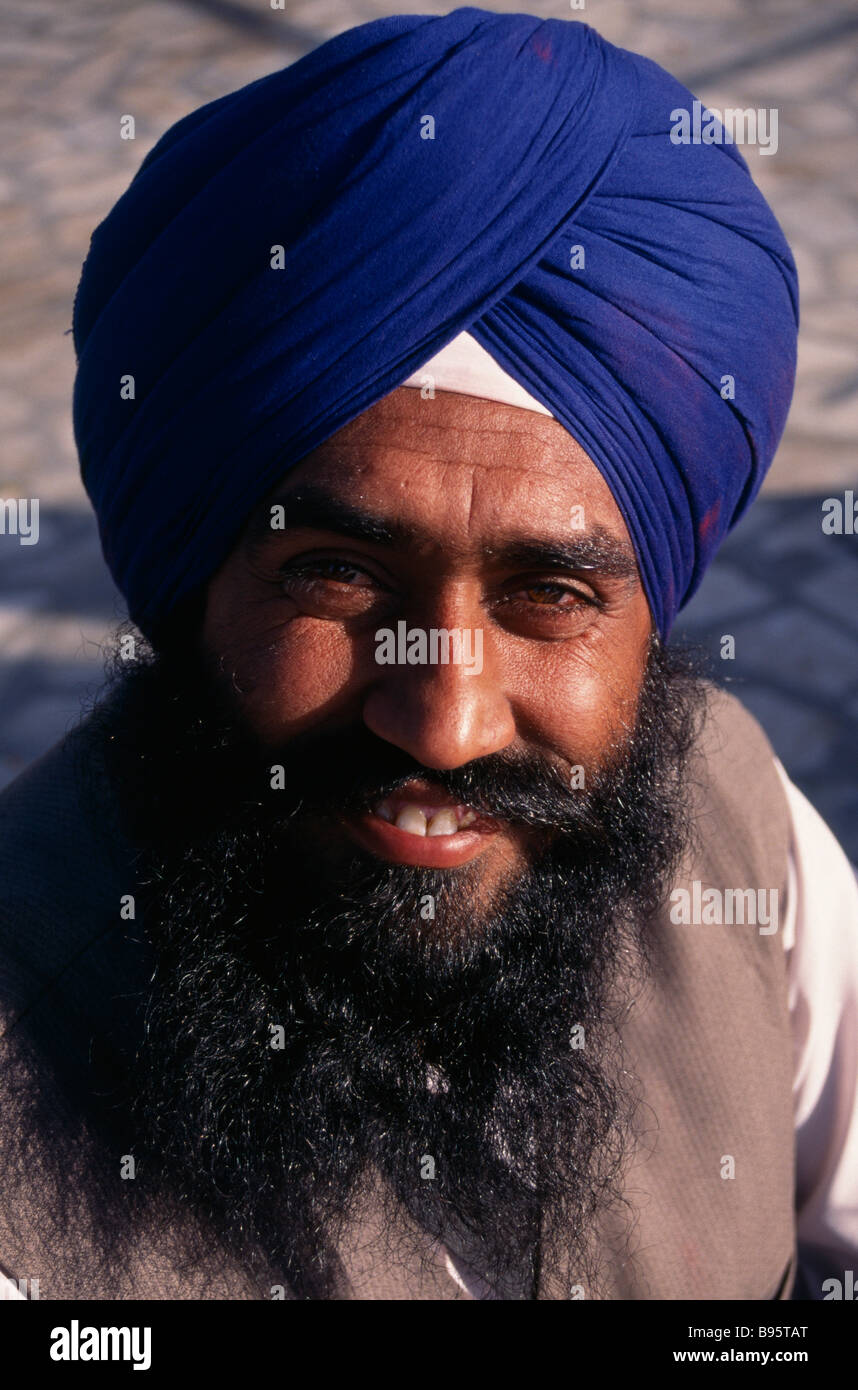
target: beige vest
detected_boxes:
[0,686,794,1299]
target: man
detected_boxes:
[1,8,856,1301]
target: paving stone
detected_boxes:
[2,688,96,761]
[731,685,839,780]
[673,564,773,628]
[800,562,858,638]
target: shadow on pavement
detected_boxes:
[675,491,858,863]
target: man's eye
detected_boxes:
[507,581,598,608]
[281,559,375,588]
[277,556,386,618]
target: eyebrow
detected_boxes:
[483,538,638,580]
[246,484,639,581]
[246,486,413,549]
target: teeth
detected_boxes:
[427,809,458,837]
[376,800,481,837]
[394,806,428,836]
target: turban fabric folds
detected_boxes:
[72,7,798,642]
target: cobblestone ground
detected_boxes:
[1,0,857,854]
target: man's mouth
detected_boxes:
[341,780,502,867]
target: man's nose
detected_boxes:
[361,614,516,771]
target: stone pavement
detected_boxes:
[1,0,856,856]
[674,493,858,860]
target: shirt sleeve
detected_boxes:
[774,758,858,1298]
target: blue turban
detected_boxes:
[73,7,798,642]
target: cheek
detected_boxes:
[512,627,649,765]
[204,598,363,741]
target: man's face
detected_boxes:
[202,388,653,895]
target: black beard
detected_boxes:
[87,631,706,1300]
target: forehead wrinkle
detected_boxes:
[328,399,587,470]
[384,457,589,555]
[317,442,596,510]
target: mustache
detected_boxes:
[236,722,631,837]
